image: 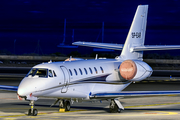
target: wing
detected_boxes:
[0,85,18,91]
[132,45,180,52]
[72,42,123,50]
[90,91,180,99]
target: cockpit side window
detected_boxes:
[49,70,53,77]
[26,68,48,78]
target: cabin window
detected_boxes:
[74,69,78,75]
[26,68,48,78]
[49,70,53,77]
[69,69,73,76]
[79,68,82,75]
[89,68,93,74]
[94,67,98,74]
[100,67,104,73]
[53,71,57,77]
[84,68,88,74]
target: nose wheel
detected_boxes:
[28,100,38,116]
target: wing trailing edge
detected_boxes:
[90,91,180,99]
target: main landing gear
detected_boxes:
[109,99,124,113]
[27,99,122,115]
[28,100,38,116]
[59,99,71,111]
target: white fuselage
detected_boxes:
[17,59,132,100]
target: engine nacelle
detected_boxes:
[119,60,152,81]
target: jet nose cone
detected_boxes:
[17,78,37,96]
[17,83,30,96]
[17,86,26,96]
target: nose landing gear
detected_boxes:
[28,100,38,116]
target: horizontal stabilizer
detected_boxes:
[0,85,18,91]
[73,42,180,52]
[73,42,123,50]
[132,45,180,52]
[90,91,180,99]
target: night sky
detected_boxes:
[0,0,180,56]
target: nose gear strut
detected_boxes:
[28,100,38,116]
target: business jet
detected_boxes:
[1,5,180,116]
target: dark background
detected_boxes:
[0,0,180,57]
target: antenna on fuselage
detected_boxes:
[69,56,72,62]
[48,60,52,63]
[95,54,98,60]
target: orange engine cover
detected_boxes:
[119,60,137,80]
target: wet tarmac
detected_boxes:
[1,90,180,120]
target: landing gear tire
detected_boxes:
[118,109,122,113]
[59,100,71,112]
[28,109,38,116]
[109,100,118,113]
[65,101,71,111]
[28,109,32,116]
[33,109,38,116]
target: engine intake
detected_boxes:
[119,60,152,81]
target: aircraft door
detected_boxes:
[60,66,70,93]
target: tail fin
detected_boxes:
[120,5,148,60]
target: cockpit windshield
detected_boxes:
[26,68,48,77]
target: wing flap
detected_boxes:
[90,91,180,99]
[72,42,123,50]
[0,85,18,91]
